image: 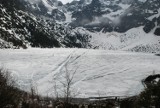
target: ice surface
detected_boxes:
[0,48,160,98]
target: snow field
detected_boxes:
[0,48,160,98]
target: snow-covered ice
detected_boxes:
[0,48,160,98]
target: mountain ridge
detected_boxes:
[0,0,160,53]
[0,0,91,48]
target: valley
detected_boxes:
[0,0,160,107]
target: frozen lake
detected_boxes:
[0,48,160,98]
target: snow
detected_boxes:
[89,3,131,25]
[59,0,76,4]
[148,8,160,21]
[25,0,57,13]
[41,0,57,12]
[64,12,72,23]
[25,0,41,4]
[0,48,160,98]
[127,13,133,16]
[75,26,160,53]
[138,0,147,3]
[118,3,131,10]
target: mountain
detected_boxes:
[66,0,160,33]
[0,0,160,52]
[0,0,91,48]
[63,0,160,52]
[23,0,66,21]
[0,0,160,99]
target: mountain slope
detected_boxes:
[65,0,160,34]
[0,0,91,48]
[23,0,65,21]
[78,26,160,53]
[62,0,160,52]
[0,0,160,52]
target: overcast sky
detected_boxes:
[59,0,76,4]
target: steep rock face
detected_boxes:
[65,0,92,12]
[71,0,102,26]
[70,0,122,29]
[65,0,160,34]
[8,0,160,34]
[154,28,160,36]
[0,0,91,48]
[22,0,65,21]
[13,0,160,35]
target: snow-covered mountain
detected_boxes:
[22,0,66,21]
[73,26,160,53]
[66,0,160,33]
[64,0,160,53]
[0,0,91,48]
[0,0,160,53]
[1,0,160,99]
